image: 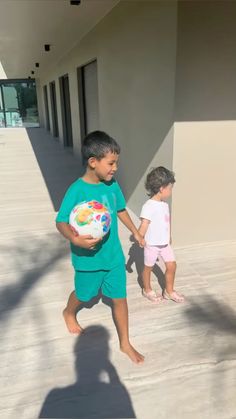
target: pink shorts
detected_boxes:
[144,244,175,267]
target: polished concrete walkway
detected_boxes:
[0,128,236,419]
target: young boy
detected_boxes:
[56,131,145,364]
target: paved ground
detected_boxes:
[0,127,236,419]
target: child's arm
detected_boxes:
[56,222,101,249]
[138,218,150,238]
[117,210,145,247]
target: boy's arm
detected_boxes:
[117,209,145,247]
[56,222,77,242]
[56,222,101,249]
[138,218,150,238]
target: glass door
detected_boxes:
[0,79,39,128]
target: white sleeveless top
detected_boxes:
[140,199,170,245]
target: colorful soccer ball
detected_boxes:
[69,200,111,239]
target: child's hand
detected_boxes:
[72,234,102,249]
[133,231,145,248]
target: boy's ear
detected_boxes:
[88,157,97,168]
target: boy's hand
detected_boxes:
[133,231,145,248]
[72,234,102,249]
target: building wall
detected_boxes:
[172,0,236,245]
[0,62,7,79]
[38,0,178,211]
[38,0,236,246]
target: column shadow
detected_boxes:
[26,128,83,211]
[39,325,136,418]
[0,233,68,323]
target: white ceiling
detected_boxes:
[0,0,119,79]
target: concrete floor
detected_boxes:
[0,128,236,419]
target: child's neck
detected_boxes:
[151,193,162,202]
[82,168,101,184]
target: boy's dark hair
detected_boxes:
[145,166,175,197]
[81,131,120,164]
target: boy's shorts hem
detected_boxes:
[76,292,98,303]
[74,264,127,302]
[102,291,127,300]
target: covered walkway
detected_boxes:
[0,128,235,418]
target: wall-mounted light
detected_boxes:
[35,63,39,68]
[70,1,81,5]
[44,44,50,52]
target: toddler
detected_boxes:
[138,166,184,303]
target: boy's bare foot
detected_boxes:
[120,343,145,364]
[63,309,84,334]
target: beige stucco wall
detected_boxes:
[38,0,236,245]
[0,62,7,79]
[39,0,177,211]
[172,1,236,245]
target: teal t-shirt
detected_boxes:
[56,178,126,270]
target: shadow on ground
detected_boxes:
[26,128,83,211]
[39,325,136,418]
[126,237,166,291]
[0,233,68,322]
[184,294,236,416]
[184,295,236,336]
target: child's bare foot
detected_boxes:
[63,309,84,334]
[120,343,145,364]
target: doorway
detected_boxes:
[43,85,50,131]
[59,74,73,147]
[49,81,59,138]
[77,60,99,139]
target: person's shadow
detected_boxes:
[39,325,136,418]
[126,236,166,291]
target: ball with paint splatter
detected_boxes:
[69,200,111,239]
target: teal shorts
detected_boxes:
[74,264,127,302]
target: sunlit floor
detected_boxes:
[0,128,235,419]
